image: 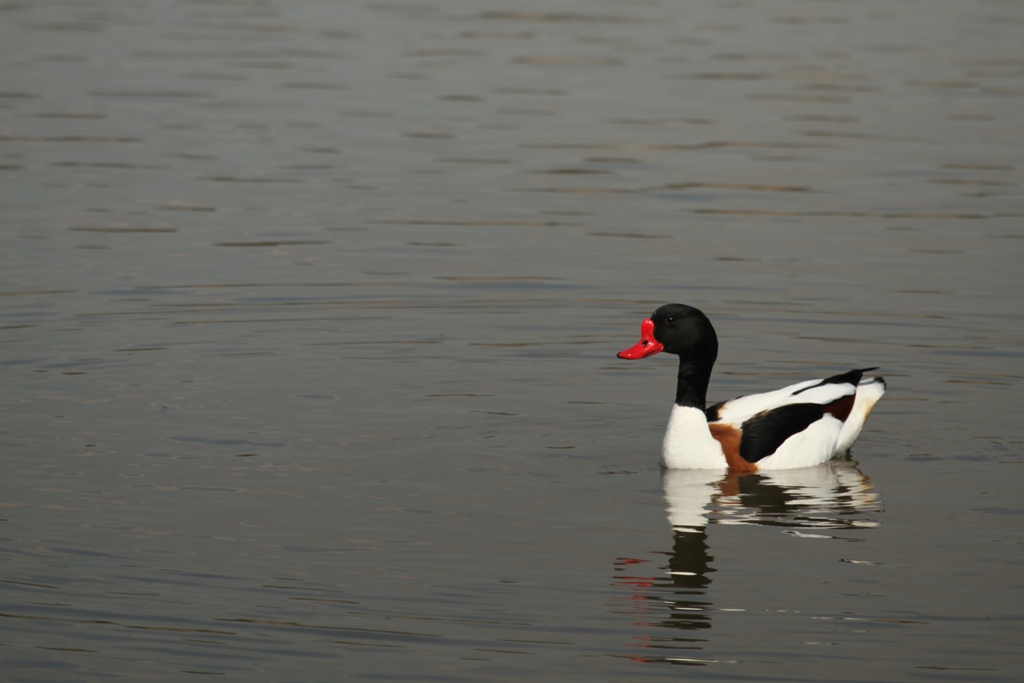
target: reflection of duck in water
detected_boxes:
[665,463,881,533]
[618,304,885,471]
[616,463,881,648]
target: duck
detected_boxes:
[618,303,885,472]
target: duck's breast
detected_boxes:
[662,405,729,470]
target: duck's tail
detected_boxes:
[834,374,886,455]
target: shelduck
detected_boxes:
[618,304,885,471]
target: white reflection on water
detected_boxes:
[666,461,882,532]
[614,462,882,662]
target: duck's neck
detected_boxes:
[675,356,714,410]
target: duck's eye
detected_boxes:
[666,317,675,323]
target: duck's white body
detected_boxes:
[662,404,845,471]
[662,376,885,471]
[619,304,886,472]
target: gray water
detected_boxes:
[2,0,1023,680]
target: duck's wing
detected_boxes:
[706,369,873,464]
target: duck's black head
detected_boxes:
[618,303,718,363]
[618,303,719,409]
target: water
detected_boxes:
[2,0,1023,680]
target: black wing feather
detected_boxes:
[791,368,875,396]
[739,403,825,463]
[705,401,725,422]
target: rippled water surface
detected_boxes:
[2,0,1023,680]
